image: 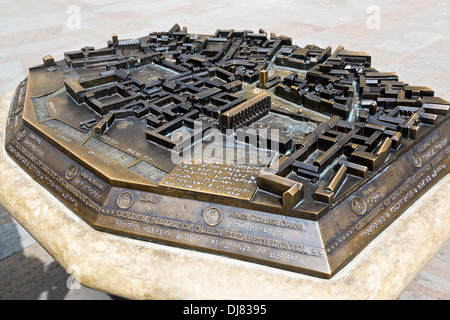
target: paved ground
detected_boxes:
[0,0,449,299]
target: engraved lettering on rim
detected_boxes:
[117,191,134,209]
[203,207,222,226]
[351,196,367,215]
[65,164,78,180]
[409,152,423,168]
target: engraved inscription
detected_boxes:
[80,171,105,191]
[359,146,448,239]
[139,194,160,204]
[160,162,259,200]
[228,210,307,231]
[9,138,101,213]
[23,138,44,157]
[418,133,440,153]
[28,132,42,145]
[362,185,376,197]
[98,206,321,263]
[328,132,450,254]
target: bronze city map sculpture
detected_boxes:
[5,24,449,278]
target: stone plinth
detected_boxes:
[0,91,448,299]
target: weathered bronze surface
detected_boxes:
[5,24,449,278]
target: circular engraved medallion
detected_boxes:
[117,192,134,209]
[16,128,27,141]
[351,196,367,215]
[65,165,78,180]
[409,152,422,168]
[202,207,222,226]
